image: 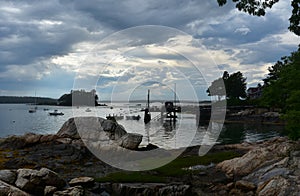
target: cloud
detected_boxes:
[0,0,299,98]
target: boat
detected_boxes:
[126,115,141,120]
[49,110,64,116]
[106,114,124,121]
[29,91,37,113]
[144,89,151,124]
[28,108,36,113]
[85,108,92,112]
[43,108,49,111]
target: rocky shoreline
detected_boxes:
[0,117,299,195]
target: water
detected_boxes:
[0,104,284,149]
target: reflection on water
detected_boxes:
[0,104,285,149]
[218,123,284,144]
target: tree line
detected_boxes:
[0,96,57,105]
[207,46,300,140]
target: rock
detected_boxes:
[158,184,191,195]
[226,182,234,189]
[235,180,256,191]
[256,176,290,196]
[118,133,143,150]
[0,135,26,149]
[111,183,191,196]
[0,180,29,196]
[69,176,94,187]
[23,133,42,145]
[243,157,290,185]
[15,168,66,195]
[54,186,84,196]
[101,118,127,140]
[57,118,81,139]
[0,133,42,149]
[59,117,143,150]
[56,137,73,144]
[39,167,66,188]
[44,186,57,196]
[262,112,280,118]
[137,143,159,151]
[58,117,127,141]
[217,137,294,176]
[0,169,17,184]
[40,134,58,143]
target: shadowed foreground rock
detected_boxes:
[0,117,300,195]
[0,167,192,196]
[0,117,143,151]
[216,137,300,195]
[57,117,143,150]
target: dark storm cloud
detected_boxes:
[0,0,298,97]
[70,0,232,30]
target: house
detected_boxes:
[247,85,263,100]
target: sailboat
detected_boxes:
[144,89,151,124]
[28,91,37,113]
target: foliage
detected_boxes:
[95,151,241,183]
[283,110,300,140]
[217,0,300,36]
[207,71,247,103]
[261,47,300,139]
[155,151,240,177]
[0,96,57,105]
[225,71,247,99]
[96,172,165,183]
[261,47,300,111]
[206,77,226,100]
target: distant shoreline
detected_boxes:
[0,96,211,106]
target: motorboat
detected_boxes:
[49,109,64,116]
[126,115,141,120]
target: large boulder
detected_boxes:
[216,137,294,176]
[57,117,127,140]
[0,180,29,196]
[118,133,143,150]
[57,117,142,150]
[256,176,290,196]
[69,176,94,187]
[111,183,191,196]
[57,118,81,139]
[15,168,66,195]
[0,169,17,184]
[53,186,84,196]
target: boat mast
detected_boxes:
[147,89,150,109]
[174,83,176,107]
[144,89,151,124]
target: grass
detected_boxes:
[154,151,240,177]
[95,151,240,183]
[0,148,19,169]
[96,172,166,183]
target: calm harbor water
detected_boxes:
[0,104,284,149]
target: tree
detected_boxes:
[261,46,300,139]
[206,77,226,100]
[261,46,300,109]
[207,71,247,102]
[217,0,300,36]
[263,60,284,86]
[225,71,247,100]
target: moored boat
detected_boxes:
[49,109,64,116]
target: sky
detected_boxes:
[0,0,299,101]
